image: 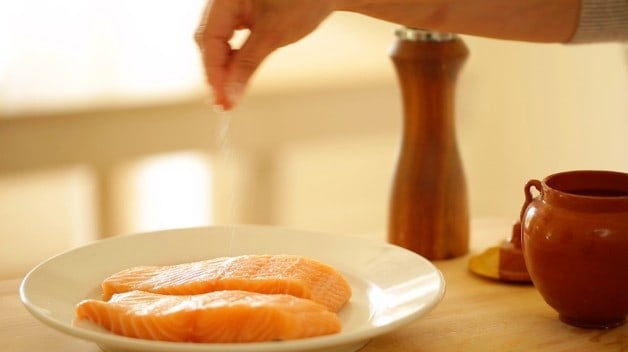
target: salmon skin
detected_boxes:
[102,254,351,312]
[76,290,342,343]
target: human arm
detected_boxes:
[194,0,585,110]
[340,0,580,43]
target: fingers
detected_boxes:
[223,29,278,107]
[195,0,289,110]
[195,0,239,110]
[195,0,333,110]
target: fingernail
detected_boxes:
[225,82,244,108]
[202,88,226,113]
[212,104,225,114]
[203,87,216,104]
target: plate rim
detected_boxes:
[20,224,446,352]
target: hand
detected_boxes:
[195,0,579,110]
[195,0,335,110]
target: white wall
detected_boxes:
[458,37,628,220]
[238,34,628,236]
[0,167,97,278]
[1,14,626,278]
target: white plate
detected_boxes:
[20,225,445,352]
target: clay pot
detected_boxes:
[520,170,628,329]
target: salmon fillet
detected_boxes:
[76,290,341,343]
[101,254,351,312]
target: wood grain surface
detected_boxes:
[3,220,626,351]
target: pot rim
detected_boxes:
[542,169,628,197]
[535,170,628,212]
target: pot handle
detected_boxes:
[520,179,543,223]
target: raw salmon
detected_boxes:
[76,290,341,343]
[101,254,351,312]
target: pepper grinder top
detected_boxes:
[394,27,457,42]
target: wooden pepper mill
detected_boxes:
[388,28,469,260]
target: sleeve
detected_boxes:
[569,0,628,42]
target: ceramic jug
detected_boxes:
[520,170,628,329]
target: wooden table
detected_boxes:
[2,220,627,351]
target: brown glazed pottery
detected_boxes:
[520,170,628,329]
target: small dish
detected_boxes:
[20,225,445,352]
[468,222,531,283]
